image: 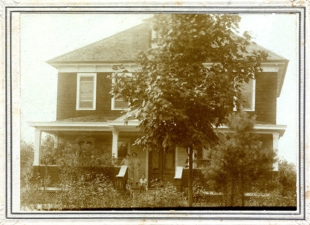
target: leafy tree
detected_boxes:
[20,141,34,187]
[278,160,297,198]
[111,14,267,206]
[203,112,276,206]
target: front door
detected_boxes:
[148,147,175,185]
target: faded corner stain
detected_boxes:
[306,191,310,200]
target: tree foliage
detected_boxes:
[111,14,268,206]
[203,111,277,206]
[20,141,34,188]
[40,135,112,167]
[278,160,296,197]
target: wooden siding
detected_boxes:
[56,72,123,120]
[56,72,278,123]
[250,72,278,124]
[259,133,273,149]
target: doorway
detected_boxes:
[148,147,175,185]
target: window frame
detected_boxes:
[111,72,132,110]
[234,79,256,112]
[76,73,97,110]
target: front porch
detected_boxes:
[28,119,286,193]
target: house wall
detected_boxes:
[259,133,273,149]
[251,72,278,124]
[176,133,273,168]
[56,72,123,120]
[56,72,278,123]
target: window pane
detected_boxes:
[80,77,94,107]
[241,80,254,110]
[118,141,128,158]
[79,101,93,108]
[115,98,128,109]
[80,77,93,82]
[241,92,252,109]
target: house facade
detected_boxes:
[28,20,288,190]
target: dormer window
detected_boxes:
[76,73,97,110]
[111,73,132,110]
[234,79,256,111]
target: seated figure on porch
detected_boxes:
[139,174,147,191]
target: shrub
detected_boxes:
[144,180,187,208]
[246,190,296,206]
[56,173,128,210]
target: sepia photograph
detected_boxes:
[5,5,306,222]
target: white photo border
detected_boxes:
[4,3,307,224]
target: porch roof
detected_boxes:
[28,119,286,137]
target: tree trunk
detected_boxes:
[188,147,193,207]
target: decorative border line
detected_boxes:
[4,5,306,221]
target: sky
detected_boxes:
[19,13,299,164]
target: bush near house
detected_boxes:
[20,135,296,210]
[201,112,297,207]
[20,136,187,209]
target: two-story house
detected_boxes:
[28,19,288,190]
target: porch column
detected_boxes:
[33,128,42,166]
[112,128,119,158]
[272,132,280,171]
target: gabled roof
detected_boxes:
[47,23,151,64]
[47,21,286,64]
[244,41,287,62]
[47,20,288,96]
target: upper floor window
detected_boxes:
[76,73,97,110]
[234,79,256,111]
[111,73,132,110]
[241,79,256,111]
[112,97,129,110]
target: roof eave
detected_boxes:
[47,60,136,65]
[28,121,286,136]
[215,123,287,137]
[277,59,289,97]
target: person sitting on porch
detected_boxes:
[139,174,147,191]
